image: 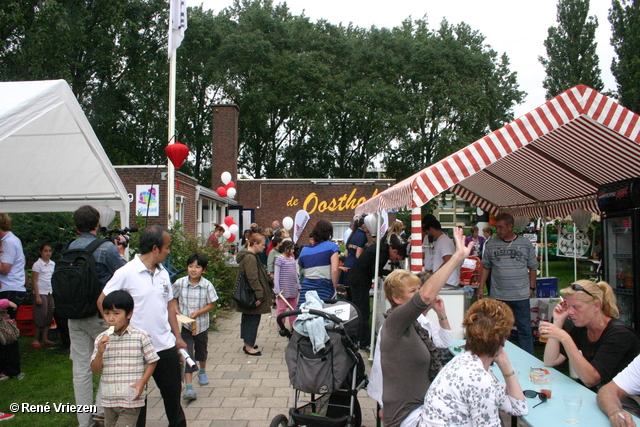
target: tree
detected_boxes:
[539,0,604,99]
[386,19,525,180]
[610,0,640,113]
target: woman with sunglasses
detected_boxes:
[418,298,527,426]
[542,280,640,390]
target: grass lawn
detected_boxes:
[0,336,97,426]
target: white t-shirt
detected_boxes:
[423,236,433,272]
[613,353,640,395]
[103,255,175,352]
[433,234,460,286]
[32,258,55,294]
[0,231,26,291]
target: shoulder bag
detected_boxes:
[233,265,257,309]
[0,313,20,345]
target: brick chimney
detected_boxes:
[211,104,239,189]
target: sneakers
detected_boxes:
[183,388,197,401]
[0,412,15,422]
[198,371,209,386]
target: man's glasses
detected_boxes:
[569,283,595,299]
[523,390,547,408]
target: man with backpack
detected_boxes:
[56,205,126,427]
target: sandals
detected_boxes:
[31,342,42,348]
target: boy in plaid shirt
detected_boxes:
[91,290,158,427]
[172,253,218,401]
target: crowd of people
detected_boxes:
[4,208,640,427]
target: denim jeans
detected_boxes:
[501,299,535,355]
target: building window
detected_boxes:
[439,214,455,224]
[333,222,351,243]
[175,195,184,227]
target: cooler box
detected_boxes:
[536,277,558,298]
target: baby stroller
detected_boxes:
[270,299,368,427]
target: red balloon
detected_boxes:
[224,216,235,227]
[165,142,189,169]
[225,181,235,189]
[228,234,236,243]
[216,187,227,198]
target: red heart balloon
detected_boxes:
[226,181,235,189]
[224,216,235,227]
[228,234,236,243]
[216,187,227,198]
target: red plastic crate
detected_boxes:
[17,320,35,337]
[16,305,34,321]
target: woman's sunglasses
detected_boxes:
[524,390,547,408]
[569,283,595,299]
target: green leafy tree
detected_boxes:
[539,0,604,99]
[609,0,640,112]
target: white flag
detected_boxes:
[293,210,310,244]
[168,0,188,58]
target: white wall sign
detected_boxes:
[136,185,160,217]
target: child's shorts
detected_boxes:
[180,327,208,373]
[34,294,54,328]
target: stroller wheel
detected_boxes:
[269,414,290,427]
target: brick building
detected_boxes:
[115,165,230,238]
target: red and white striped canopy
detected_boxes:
[356,85,640,219]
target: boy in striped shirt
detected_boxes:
[91,290,159,427]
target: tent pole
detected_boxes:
[369,212,382,361]
[167,53,177,228]
[573,222,578,282]
[544,207,549,278]
[411,207,423,273]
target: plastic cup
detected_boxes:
[539,318,549,343]
[540,376,553,399]
[564,394,582,424]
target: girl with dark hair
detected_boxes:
[274,241,300,329]
[31,243,55,348]
[297,220,339,307]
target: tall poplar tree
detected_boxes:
[539,0,604,99]
[609,0,640,113]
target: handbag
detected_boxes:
[0,313,20,345]
[233,270,257,309]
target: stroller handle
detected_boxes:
[276,308,343,330]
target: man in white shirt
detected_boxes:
[99,225,187,427]
[422,215,460,287]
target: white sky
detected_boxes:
[195,0,617,118]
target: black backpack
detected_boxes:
[52,238,110,319]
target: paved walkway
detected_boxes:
[145,309,378,427]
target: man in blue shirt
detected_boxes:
[68,205,126,427]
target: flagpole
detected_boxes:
[167,52,177,228]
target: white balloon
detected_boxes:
[282,216,294,231]
[222,223,229,231]
[223,230,231,239]
[229,224,239,234]
[221,171,232,185]
[227,187,237,198]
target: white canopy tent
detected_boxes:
[0,80,129,226]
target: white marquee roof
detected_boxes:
[0,80,129,223]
